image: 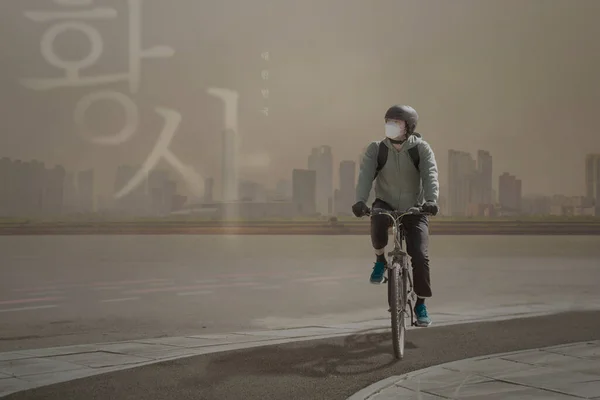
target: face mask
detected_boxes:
[385,122,407,140]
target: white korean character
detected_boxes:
[21,0,174,94]
[261,51,269,61]
[207,88,240,202]
[260,107,269,116]
[261,89,269,99]
[114,107,205,199]
[261,70,269,81]
[207,88,240,135]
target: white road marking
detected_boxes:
[177,290,213,296]
[231,276,254,282]
[252,285,282,290]
[100,297,140,303]
[195,279,221,284]
[93,286,122,291]
[0,305,58,313]
[28,290,65,296]
[147,281,174,287]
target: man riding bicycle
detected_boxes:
[352,105,440,327]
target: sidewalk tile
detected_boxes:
[443,357,538,376]
[17,345,104,358]
[134,337,232,348]
[0,358,81,377]
[0,353,34,362]
[48,352,151,368]
[396,367,493,392]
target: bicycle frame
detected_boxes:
[371,207,421,327]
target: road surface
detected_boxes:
[1,235,599,351]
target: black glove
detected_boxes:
[422,201,439,216]
[352,201,370,217]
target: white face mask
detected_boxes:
[385,121,407,140]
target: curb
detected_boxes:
[346,376,401,400]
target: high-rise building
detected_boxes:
[477,150,493,205]
[221,128,239,202]
[204,177,214,203]
[239,180,267,202]
[499,172,522,212]
[448,150,476,216]
[77,169,94,213]
[148,169,170,215]
[292,169,317,216]
[274,179,292,200]
[0,159,66,216]
[163,179,177,213]
[522,194,551,215]
[595,159,600,216]
[585,154,600,214]
[11,160,26,216]
[43,165,65,215]
[23,160,45,216]
[0,158,11,216]
[114,165,147,215]
[148,170,169,191]
[308,146,333,215]
[337,160,356,215]
[63,172,77,214]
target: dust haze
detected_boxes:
[1,0,599,197]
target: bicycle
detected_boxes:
[366,206,430,360]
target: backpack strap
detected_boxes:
[408,144,420,172]
[374,140,420,180]
[374,141,388,180]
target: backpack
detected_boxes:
[374,140,420,180]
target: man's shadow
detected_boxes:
[201,328,418,384]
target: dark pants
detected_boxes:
[370,199,432,298]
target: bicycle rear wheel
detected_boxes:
[389,262,405,359]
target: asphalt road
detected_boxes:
[4,311,600,400]
[1,235,600,351]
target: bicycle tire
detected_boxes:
[389,262,404,359]
[401,262,409,330]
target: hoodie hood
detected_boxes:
[384,132,423,150]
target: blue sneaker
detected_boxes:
[370,261,386,284]
[414,303,432,327]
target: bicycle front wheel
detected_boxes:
[389,262,405,359]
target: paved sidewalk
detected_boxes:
[2,326,355,398]
[0,305,574,398]
[348,340,600,399]
[2,311,600,400]
[3,305,600,398]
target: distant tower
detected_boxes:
[221,128,238,202]
[204,177,214,203]
[585,154,600,214]
[307,146,333,215]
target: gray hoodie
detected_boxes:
[355,133,439,210]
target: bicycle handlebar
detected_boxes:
[366,207,431,220]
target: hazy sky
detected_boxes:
[1,0,599,198]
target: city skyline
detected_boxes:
[3,144,595,200]
[3,143,599,218]
[1,0,600,199]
